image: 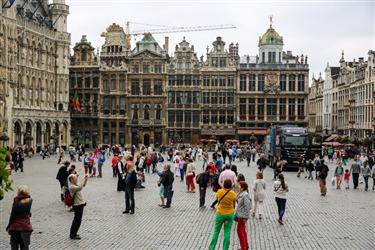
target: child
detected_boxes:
[344,169,350,189]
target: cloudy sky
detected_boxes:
[66,0,374,80]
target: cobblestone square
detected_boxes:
[1,154,374,250]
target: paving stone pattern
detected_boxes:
[0,154,374,249]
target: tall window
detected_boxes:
[262,52,265,63]
[267,98,277,119]
[104,97,110,114]
[185,75,191,86]
[279,98,286,118]
[143,80,151,95]
[131,80,140,95]
[176,92,183,104]
[177,75,183,85]
[168,110,175,124]
[203,92,209,104]
[280,74,286,91]
[211,92,218,104]
[203,110,209,124]
[240,74,246,91]
[239,98,246,120]
[143,64,150,73]
[258,98,264,119]
[111,75,116,90]
[103,79,110,91]
[143,104,150,120]
[154,80,163,95]
[249,74,256,91]
[154,64,162,73]
[168,92,175,104]
[176,110,183,123]
[155,104,162,120]
[227,92,234,105]
[211,110,218,124]
[219,111,226,124]
[192,75,200,86]
[289,74,295,91]
[119,97,126,115]
[298,74,305,91]
[119,76,126,91]
[168,75,175,86]
[193,110,200,124]
[219,58,226,67]
[184,110,191,124]
[258,74,265,91]
[227,112,234,124]
[248,98,255,120]
[219,76,226,87]
[203,75,210,86]
[298,98,305,116]
[111,97,117,114]
[132,64,139,73]
[211,76,218,87]
[193,92,200,104]
[227,76,234,87]
[132,104,139,120]
[288,98,296,116]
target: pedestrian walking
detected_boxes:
[97,152,105,178]
[56,161,70,201]
[361,161,371,191]
[317,159,329,196]
[123,163,137,214]
[252,171,266,219]
[274,173,288,225]
[334,161,344,189]
[245,147,251,167]
[111,154,119,178]
[196,166,210,208]
[159,164,174,208]
[202,151,208,170]
[371,165,375,191]
[297,155,307,178]
[344,169,350,189]
[6,185,33,250]
[235,181,251,250]
[256,154,267,172]
[209,179,237,250]
[186,158,196,193]
[350,155,361,189]
[68,173,88,239]
[306,159,315,180]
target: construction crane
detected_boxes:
[124,21,236,48]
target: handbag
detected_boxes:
[331,177,335,187]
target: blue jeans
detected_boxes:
[163,185,173,207]
[275,197,286,220]
[180,169,185,182]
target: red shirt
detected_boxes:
[344,172,350,180]
[112,156,119,168]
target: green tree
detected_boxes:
[0,146,13,199]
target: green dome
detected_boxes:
[258,26,283,46]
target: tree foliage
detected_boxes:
[0,146,13,200]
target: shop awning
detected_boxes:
[325,134,338,142]
[201,129,236,136]
[237,129,268,135]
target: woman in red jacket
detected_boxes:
[6,185,33,250]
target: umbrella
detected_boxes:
[200,139,207,143]
[232,140,239,144]
[322,142,343,147]
[241,141,249,144]
[208,139,217,143]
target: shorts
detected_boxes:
[159,184,164,198]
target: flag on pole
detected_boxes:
[72,92,82,113]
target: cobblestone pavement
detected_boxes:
[1,154,374,250]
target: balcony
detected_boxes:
[298,115,306,120]
[289,115,296,121]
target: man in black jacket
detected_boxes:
[56,161,70,201]
[123,163,137,214]
[197,166,211,208]
[318,159,329,196]
[160,164,174,208]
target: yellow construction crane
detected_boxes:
[125,21,236,48]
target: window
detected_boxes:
[185,92,192,104]
[168,110,175,124]
[176,111,183,123]
[219,76,226,87]
[267,98,277,119]
[193,92,200,104]
[143,104,150,120]
[289,75,295,91]
[227,112,234,124]
[268,52,276,63]
[192,75,200,86]
[288,98,295,116]
[168,91,175,104]
[119,76,126,91]
[280,75,286,91]
[239,98,246,120]
[177,75,183,85]
[120,97,126,115]
[85,77,90,88]
[249,74,256,91]
[227,76,234,87]
[211,76,218,87]
[240,74,246,91]
[155,104,162,120]
[154,80,163,95]
[111,122,117,128]
[184,110,191,124]
[143,64,149,73]
[176,92,183,104]
[143,80,151,95]
[93,77,99,88]
[211,92,218,104]
[258,74,265,91]
[298,74,305,91]
[227,92,234,105]
[211,111,218,124]
[298,98,305,116]
[248,98,255,119]
[219,92,225,104]
[203,110,209,124]
[258,98,264,118]
[104,97,110,114]
[193,110,200,123]
[203,92,209,104]
[219,111,226,124]
[111,97,117,114]
[219,58,226,67]
[103,79,110,91]
[111,75,116,90]
[131,80,140,95]
[279,98,286,118]
[168,75,175,86]
[154,64,162,73]
[185,75,191,86]
[203,75,210,86]
[212,57,218,67]
[262,52,265,63]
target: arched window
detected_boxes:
[144,104,150,120]
[155,104,162,120]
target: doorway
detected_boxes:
[144,134,150,147]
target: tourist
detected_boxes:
[209,179,237,250]
[145,153,152,174]
[334,161,344,189]
[83,153,89,175]
[136,171,145,189]
[371,165,375,191]
[306,159,315,180]
[56,161,70,201]
[173,152,181,178]
[111,153,119,178]
[235,181,251,250]
[97,151,105,178]
[157,172,165,207]
[159,164,174,208]
[116,154,125,192]
[218,164,236,188]
[88,152,94,176]
[297,155,307,178]
[68,173,88,239]
[202,150,209,170]
[6,185,33,250]
[361,161,371,191]
[179,156,186,183]
[196,166,210,208]
[245,147,251,167]
[123,163,137,214]
[57,146,64,164]
[317,159,329,196]
[344,169,350,189]
[257,154,267,172]
[216,154,223,173]
[231,164,238,177]
[350,155,361,189]
[252,171,266,219]
[186,158,196,193]
[274,173,288,225]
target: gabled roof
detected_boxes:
[131,33,166,57]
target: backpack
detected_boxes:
[146,156,152,166]
[64,191,74,207]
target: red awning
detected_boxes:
[325,134,338,142]
[237,129,268,135]
[201,129,236,136]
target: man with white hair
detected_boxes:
[69,173,88,240]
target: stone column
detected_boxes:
[67,122,71,146]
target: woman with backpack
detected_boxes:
[274,173,289,225]
[209,179,237,250]
[235,181,251,250]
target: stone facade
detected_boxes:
[1,0,71,150]
[237,24,309,140]
[308,74,324,133]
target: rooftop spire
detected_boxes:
[340,50,345,63]
[269,14,273,28]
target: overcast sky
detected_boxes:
[66,0,374,81]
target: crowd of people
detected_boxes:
[3,142,375,250]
